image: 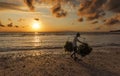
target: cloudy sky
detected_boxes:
[0,0,120,32]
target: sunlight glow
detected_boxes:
[32,21,41,31]
[32,22,40,29]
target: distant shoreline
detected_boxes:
[110,30,120,32]
[0,31,120,35]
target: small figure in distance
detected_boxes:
[71,32,84,60]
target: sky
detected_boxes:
[0,0,120,32]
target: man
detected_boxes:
[71,32,83,60]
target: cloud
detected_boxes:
[91,21,98,24]
[76,0,120,25]
[104,0,120,13]
[35,0,80,5]
[77,0,106,21]
[7,22,13,27]
[0,21,5,27]
[15,25,19,28]
[0,0,120,26]
[51,3,67,18]
[105,14,120,25]
[35,0,79,18]
[24,0,34,11]
[78,17,83,22]
[105,19,119,25]
[34,18,39,21]
[0,2,25,11]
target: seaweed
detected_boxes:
[64,42,92,57]
[77,43,92,57]
[64,41,73,52]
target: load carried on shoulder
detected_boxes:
[77,43,92,57]
[64,41,92,57]
[64,41,73,52]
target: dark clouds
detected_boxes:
[7,22,20,28]
[15,25,19,28]
[7,23,13,27]
[35,0,80,5]
[78,0,106,21]
[104,0,120,13]
[0,2,25,11]
[34,18,39,21]
[78,17,83,22]
[0,21,5,27]
[0,0,120,26]
[105,14,120,25]
[0,18,25,28]
[23,0,78,17]
[91,21,98,24]
[76,0,120,25]
[105,19,119,25]
[51,3,67,18]
[24,0,34,11]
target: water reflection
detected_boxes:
[33,33,41,47]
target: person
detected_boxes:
[71,32,83,60]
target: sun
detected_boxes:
[32,21,41,30]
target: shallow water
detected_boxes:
[0,32,120,52]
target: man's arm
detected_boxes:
[77,38,84,44]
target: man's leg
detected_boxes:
[73,47,77,60]
[73,52,76,58]
[71,51,75,58]
[71,47,77,58]
[74,47,77,57]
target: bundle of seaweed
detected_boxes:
[64,41,73,52]
[64,41,92,57]
[77,43,92,57]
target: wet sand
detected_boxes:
[0,48,120,76]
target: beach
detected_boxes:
[0,32,120,76]
[0,47,120,76]
[0,0,120,75]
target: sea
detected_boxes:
[0,32,120,52]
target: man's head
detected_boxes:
[76,32,80,37]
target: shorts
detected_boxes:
[73,46,77,52]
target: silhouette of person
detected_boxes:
[71,32,83,60]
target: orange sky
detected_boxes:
[0,0,120,32]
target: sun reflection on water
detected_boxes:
[33,33,41,47]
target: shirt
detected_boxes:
[73,36,79,47]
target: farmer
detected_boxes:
[71,32,84,59]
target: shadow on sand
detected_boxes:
[75,59,120,76]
